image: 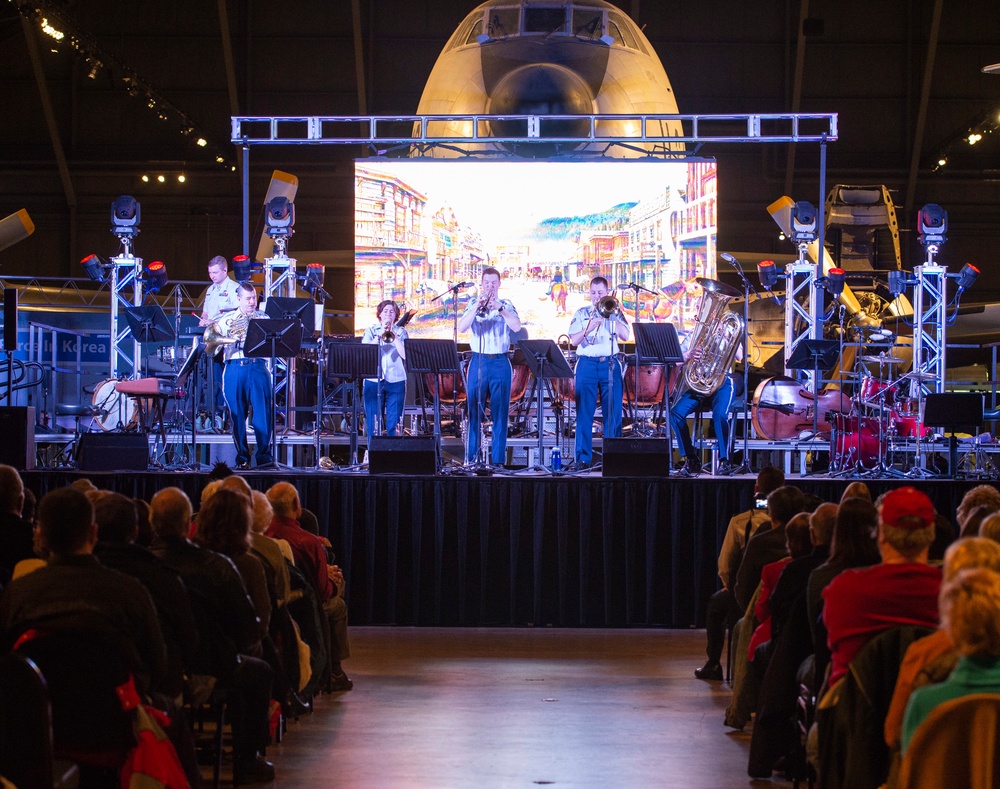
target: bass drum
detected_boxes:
[509,361,531,403]
[91,378,137,431]
[829,412,880,469]
[424,355,469,405]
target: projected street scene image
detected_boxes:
[354,159,717,340]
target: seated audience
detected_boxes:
[956,484,1000,535]
[840,481,871,503]
[958,504,997,539]
[734,485,807,611]
[0,464,35,587]
[981,512,1000,544]
[250,490,291,607]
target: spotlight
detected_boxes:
[232,254,255,282]
[888,270,907,298]
[758,260,781,290]
[304,262,325,293]
[111,195,140,229]
[918,203,947,246]
[825,267,845,298]
[956,263,980,293]
[145,261,168,292]
[790,201,818,242]
[80,253,108,282]
[265,196,295,233]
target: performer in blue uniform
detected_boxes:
[361,300,409,436]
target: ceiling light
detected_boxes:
[967,132,982,145]
[156,175,165,183]
[40,18,64,41]
[196,138,207,147]
[215,155,224,163]
[141,174,149,183]
[177,174,186,183]
[937,158,947,166]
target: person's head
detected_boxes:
[0,464,24,515]
[980,513,1000,545]
[960,504,998,539]
[809,502,838,547]
[36,487,96,557]
[766,485,806,529]
[376,300,399,325]
[941,568,1000,658]
[21,487,36,525]
[149,487,193,538]
[785,513,812,559]
[266,482,301,519]
[957,485,1000,531]
[207,255,229,284]
[840,481,872,503]
[218,474,253,503]
[829,496,881,569]
[943,537,1000,581]
[205,461,234,483]
[68,477,98,495]
[755,467,785,499]
[930,511,956,562]
[195,488,252,557]
[481,267,501,294]
[93,492,139,544]
[236,282,258,315]
[877,486,936,561]
[589,276,610,305]
[200,479,223,509]
[250,490,273,535]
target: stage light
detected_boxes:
[790,200,818,242]
[111,195,140,228]
[196,138,207,147]
[232,254,254,282]
[968,132,982,145]
[825,267,845,298]
[156,174,165,183]
[265,196,295,232]
[177,174,186,183]
[956,263,980,292]
[304,262,325,293]
[145,261,168,293]
[758,260,781,290]
[80,253,108,282]
[141,174,149,183]
[918,203,947,246]
[888,270,907,298]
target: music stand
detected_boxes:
[244,318,303,468]
[265,297,316,335]
[405,339,462,471]
[786,339,840,450]
[924,393,985,478]
[633,323,683,475]
[326,341,379,466]
[517,339,574,472]
[171,340,203,469]
[122,305,174,378]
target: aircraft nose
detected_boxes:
[489,64,593,143]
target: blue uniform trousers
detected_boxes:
[363,379,406,436]
[574,355,623,467]
[466,353,511,465]
[223,359,273,466]
[670,375,734,462]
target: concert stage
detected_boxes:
[21,466,984,630]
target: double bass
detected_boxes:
[751,376,851,440]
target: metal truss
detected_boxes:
[263,253,300,430]
[110,254,143,379]
[783,260,823,386]
[911,263,948,394]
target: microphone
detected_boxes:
[455,281,475,288]
[720,252,738,265]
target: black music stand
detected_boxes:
[632,323,684,475]
[405,339,462,471]
[172,341,203,469]
[244,318,303,468]
[924,393,985,478]
[266,297,315,335]
[517,339,574,472]
[122,305,174,378]
[786,339,840,444]
[326,341,379,466]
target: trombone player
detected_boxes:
[568,276,630,469]
[361,300,408,437]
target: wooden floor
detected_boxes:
[263,627,775,788]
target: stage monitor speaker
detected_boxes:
[368,435,437,475]
[602,437,671,477]
[3,289,15,352]
[78,433,148,472]
[0,407,35,470]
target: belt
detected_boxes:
[579,355,613,364]
[227,358,266,366]
[471,352,506,359]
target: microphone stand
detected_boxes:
[433,282,472,435]
[623,282,657,435]
[721,254,755,475]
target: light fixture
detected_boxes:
[141,174,149,183]
[111,195,140,230]
[956,263,980,293]
[232,254,255,282]
[303,262,325,293]
[80,253,108,282]
[968,132,983,145]
[196,138,207,147]
[790,200,818,242]
[918,203,947,246]
[937,158,947,167]
[265,196,295,234]
[40,18,64,41]
[145,261,168,293]
[156,174,165,183]
[177,174,186,183]
[824,267,845,298]
[757,260,781,290]
[888,270,907,298]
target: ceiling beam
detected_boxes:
[904,0,943,220]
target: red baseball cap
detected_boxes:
[879,486,936,529]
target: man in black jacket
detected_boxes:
[0,464,34,586]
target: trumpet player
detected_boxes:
[458,267,521,466]
[216,282,273,469]
[361,300,408,437]
[568,276,630,469]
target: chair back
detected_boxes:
[898,692,1000,789]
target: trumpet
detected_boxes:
[380,327,396,343]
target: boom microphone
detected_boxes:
[720,252,738,264]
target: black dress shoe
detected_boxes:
[233,755,275,785]
[326,671,354,692]
[282,691,311,718]
[680,458,703,476]
[694,661,724,681]
[717,460,735,476]
[236,461,250,470]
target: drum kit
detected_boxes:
[829,327,932,475]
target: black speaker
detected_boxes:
[602,437,671,477]
[0,407,34,470]
[78,433,148,471]
[368,436,437,475]
[3,289,15,352]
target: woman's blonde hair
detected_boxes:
[942,567,1000,657]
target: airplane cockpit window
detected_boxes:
[463,18,484,46]
[446,10,484,51]
[523,7,567,34]
[487,8,520,39]
[607,11,647,54]
[572,9,605,40]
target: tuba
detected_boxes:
[673,278,745,401]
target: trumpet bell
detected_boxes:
[318,456,336,469]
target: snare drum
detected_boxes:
[91,378,137,431]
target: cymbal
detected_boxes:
[859,355,903,364]
[903,370,937,382]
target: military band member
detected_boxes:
[361,300,409,437]
[199,255,240,416]
[670,341,736,477]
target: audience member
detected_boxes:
[734,485,807,611]
[0,465,34,587]
[20,486,36,525]
[822,486,942,687]
[981,512,1000,544]
[840,481,871,503]
[956,484,1000,534]
[267,481,353,691]
[250,490,291,606]
[958,503,997,538]
[695,467,784,681]
[901,566,1000,752]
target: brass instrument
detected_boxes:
[584,291,621,344]
[381,327,396,343]
[673,278,745,401]
[204,323,237,356]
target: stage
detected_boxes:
[21,466,985,630]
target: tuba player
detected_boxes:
[215,282,273,469]
[568,276,630,469]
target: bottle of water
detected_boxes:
[551,446,562,471]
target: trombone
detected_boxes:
[584,291,621,345]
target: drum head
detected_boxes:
[91,379,136,431]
